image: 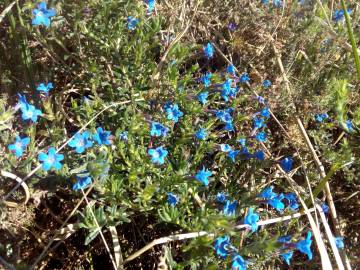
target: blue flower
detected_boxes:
[195,128,207,140]
[127,16,139,30]
[68,131,93,153]
[239,73,250,83]
[244,207,259,232]
[73,175,92,191]
[253,117,265,129]
[214,235,231,259]
[32,1,56,27]
[315,113,329,123]
[224,122,235,132]
[8,136,30,158]
[284,192,299,210]
[240,147,252,159]
[93,127,112,145]
[321,203,329,214]
[345,119,354,132]
[216,110,232,123]
[267,193,285,212]
[296,231,312,260]
[145,0,155,13]
[296,231,313,260]
[204,42,214,59]
[231,254,247,270]
[280,157,293,173]
[167,192,178,206]
[220,144,232,152]
[278,235,292,243]
[228,22,237,31]
[165,103,183,122]
[150,122,169,137]
[223,200,237,216]
[226,64,236,75]
[272,0,283,7]
[281,251,293,265]
[17,94,42,123]
[258,186,277,200]
[253,150,265,161]
[261,0,269,4]
[262,79,272,88]
[333,9,351,23]
[260,107,270,118]
[119,131,128,141]
[148,146,168,165]
[228,150,239,162]
[36,82,53,94]
[334,236,344,249]
[255,131,267,142]
[221,78,233,102]
[237,138,246,146]
[195,166,212,186]
[38,147,64,171]
[256,95,266,104]
[216,192,226,203]
[200,72,212,87]
[197,92,209,105]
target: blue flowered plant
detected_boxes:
[31,1,56,27]
[281,251,293,265]
[244,207,260,232]
[239,73,250,83]
[36,82,53,94]
[200,72,212,87]
[73,175,92,191]
[334,236,344,249]
[127,16,139,30]
[280,157,293,173]
[8,136,30,158]
[197,92,209,105]
[167,192,178,206]
[38,147,64,171]
[255,131,267,142]
[93,127,112,145]
[17,94,43,123]
[223,200,237,216]
[203,43,214,59]
[148,146,168,165]
[68,131,93,154]
[165,103,183,122]
[231,254,247,270]
[296,231,313,260]
[214,235,232,259]
[150,122,169,137]
[195,128,207,140]
[216,192,226,203]
[195,166,212,186]
[262,79,272,88]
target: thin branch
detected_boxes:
[81,190,117,270]
[122,208,316,265]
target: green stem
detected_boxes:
[341,0,360,79]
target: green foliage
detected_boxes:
[1,0,360,269]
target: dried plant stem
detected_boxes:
[296,118,338,228]
[122,208,316,265]
[81,190,117,270]
[109,226,124,270]
[0,170,30,205]
[0,1,16,24]
[315,205,345,270]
